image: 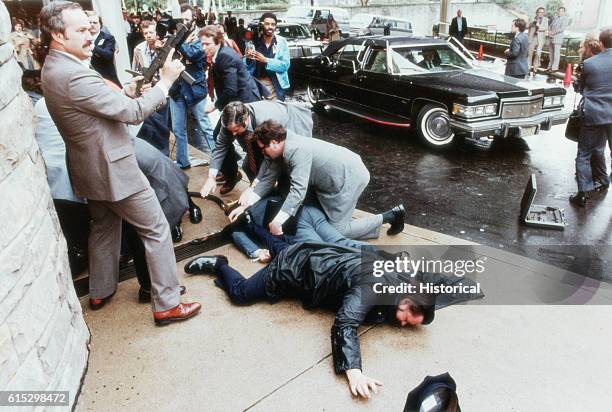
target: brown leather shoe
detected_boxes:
[89,291,116,310]
[220,171,242,195]
[153,302,202,326]
[215,173,226,184]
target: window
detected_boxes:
[364,49,387,73]
[329,43,366,64]
[390,45,472,74]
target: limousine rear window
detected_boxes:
[389,45,472,75]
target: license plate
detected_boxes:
[519,125,538,137]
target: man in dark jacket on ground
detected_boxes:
[184,224,436,399]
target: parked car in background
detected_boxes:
[285,6,349,39]
[291,36,571,149]
[247,22,325,58]
[350,14,413,37]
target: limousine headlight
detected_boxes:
[543,95,564,108]
[453,103,497,118]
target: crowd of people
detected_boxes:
[16,0,611,400]
[29,1,417,399]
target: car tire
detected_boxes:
[416,104,455,149]
[307,85,325,112]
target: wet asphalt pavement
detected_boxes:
[288,89,612,281]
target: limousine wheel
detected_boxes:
[417,104,455,149]
[307,85,325,111]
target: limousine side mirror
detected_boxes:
[319,55,332,66]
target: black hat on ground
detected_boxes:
[404,372,460,412]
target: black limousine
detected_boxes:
[290,36,571,149]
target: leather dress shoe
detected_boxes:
[220,171,242,195]
[89,290,116,310]
[171,224,183,243]
[569,192,587,207]
[215,173,226,184]
[594,182,610,192]
[385,204,406,236]
[189,202,203,224]
[184,255,228,275]
[153,302,202,326]
[139,285,187,304]
[221,209,252,235]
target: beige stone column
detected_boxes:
[0,2,90,409]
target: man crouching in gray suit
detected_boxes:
[231,120,405,240]
[40,1,201,325]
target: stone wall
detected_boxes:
[0,2,89,409]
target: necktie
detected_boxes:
[243,133,258,177]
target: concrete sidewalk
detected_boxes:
[75,149,612,411]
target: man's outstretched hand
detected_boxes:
[346,369,383,399]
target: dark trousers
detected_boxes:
[576,124,611,192]
[216,223,289,304]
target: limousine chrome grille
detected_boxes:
[501,97,543,119]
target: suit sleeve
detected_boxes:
[331,286,373,373]
[209,128,234,172]
[214,54,240,110]
[93,34,116,62]
[280,148,312,216]
[68,70,165,125]
[506,37,521,59]
[253,160,282,199]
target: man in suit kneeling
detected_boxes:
[231,121,406,240]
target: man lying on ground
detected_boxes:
[184,223,436,398]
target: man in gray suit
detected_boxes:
[527,7,548,72]
[504,19,529,79]
[232,121,405,240]
[547,7,571,72]
[200,100,313,197]
[570,28,612,207]
[40,1,201,325]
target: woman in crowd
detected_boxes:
[10,19,41,70]
[325,14,341,42]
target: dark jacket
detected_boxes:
[133,138,188,227]
[169,40,208,107]
[91,30,120,86]
[505,31,529,77]
[212,45,261,110]
[449,16,469,39]
[582,49,612,126]
[263,242,435,373]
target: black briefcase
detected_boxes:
[565,109,582,142]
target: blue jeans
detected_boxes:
[230,199,270,258]
[576,125,610,192]
[169,97,215,168]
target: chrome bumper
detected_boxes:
[449,108,572,139]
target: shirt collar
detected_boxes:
[212,46,220,63]
[53,49,90,68]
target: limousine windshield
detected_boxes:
[389,45,473,74]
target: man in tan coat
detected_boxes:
[40,1,201,325]
[527,7,548,72]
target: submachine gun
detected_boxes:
[126,20,196,96]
